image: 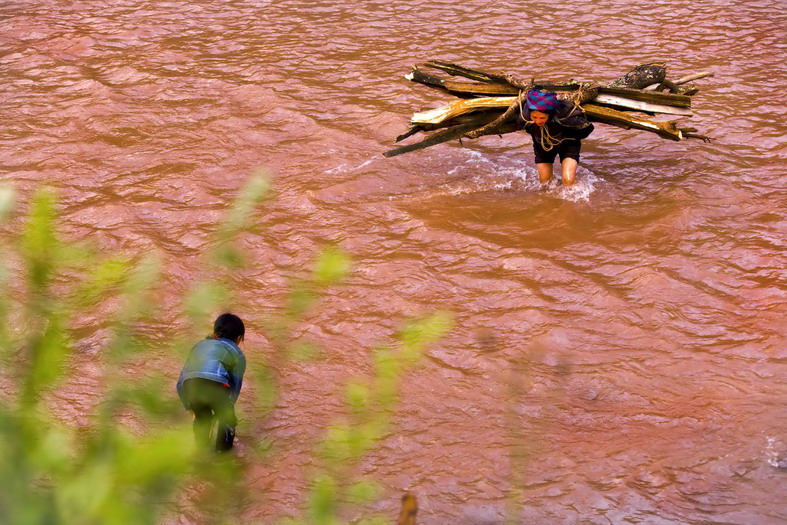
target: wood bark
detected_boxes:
[605,62,667,89]
[422,60,515,85]
[582,104,685,140]
[406,68,520,97]
[385,114,520,157]
[407,67,588,98]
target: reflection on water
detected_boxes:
[1,0,786,522]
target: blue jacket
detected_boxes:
[176,337,246,409]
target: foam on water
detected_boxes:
[325,157,376,175]
[445,149,602,202]
[766,437,786,468]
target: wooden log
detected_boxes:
[423,60,513,85]
[605,62,667,89]
[412,76,583,98]
[385,116,519,157]
[642,71,714,95]
[384,122,485,157]
[583,104,683,140]
[405,67,446,89]
[651,83,697,96]
[411,96,516,125]
[675,71,714,84]
[395,112,505,142]
[406,68,521,96]
[465,92,524,139]
[597,86,692,107]
[442,81,520,97]
[407,66,583,97]
[592,94,694,116]
[386,62,711,157]
[396,126,422,142]
[644,71,715,90]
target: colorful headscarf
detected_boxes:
[526,89,558,112]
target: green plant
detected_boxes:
[300,312,451,525]
[0,175,450,524]
[0,175,269,524]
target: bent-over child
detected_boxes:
[177,313,246,452]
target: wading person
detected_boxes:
[519,88,594,186]
[177,313,247,452]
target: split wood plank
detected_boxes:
[596,86,692,107]
[411,96,517,125]
[592,94,694,116]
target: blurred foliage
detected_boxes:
[0,174,451,524]
[0,175,269,524]
[297,312,451,525]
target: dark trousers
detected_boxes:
[182,378,237,452]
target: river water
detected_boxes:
[1,0,786,523]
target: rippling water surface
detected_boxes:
[1,0,786,522]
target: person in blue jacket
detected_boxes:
[177,313,247,452]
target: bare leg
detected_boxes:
[561,158,578,185]
[536,163,553,183]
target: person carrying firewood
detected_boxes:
[519,88,594,186]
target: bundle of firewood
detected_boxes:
[384,61,713,157]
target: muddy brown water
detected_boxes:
[1,0,786,523]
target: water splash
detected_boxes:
[445,149,602,202]
[766,437,786,468]
[325,157,376,175]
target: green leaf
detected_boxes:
[286,341,321,361]
[347,479,381,504]
[286,286,317,319]
[252,362,278,414]
[22,188,59,293]
[313,247,350,286]
[24,315,70,401]
[73,256,130,307]
[184,282,232,325]
[28,418,73,475]
[398,312,453,362]
[320,424,352,463]
[345,382,370,414]
[114,427,195,486]
[56,456,114,523]
[307,475,337,524]
[215,173,270,244]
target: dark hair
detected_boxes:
[213,313,245,342]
